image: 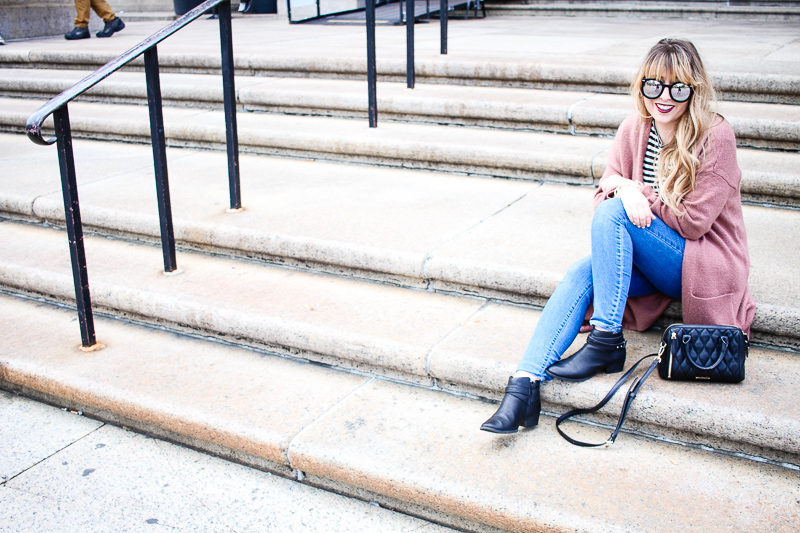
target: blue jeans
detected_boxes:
[517,198,685,380]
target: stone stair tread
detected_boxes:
[1,17,798,104]
[2,67,799,147]
[2,98,799,207]
[1,294,798,532]
[1,221,798,462]
[1,393,456,533]
[115,11,177,21]
[0,96,605,181]
[1,132,798,346]
[486,0,800,13]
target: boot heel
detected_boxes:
[604,360,625,373]
[522,410,540,428]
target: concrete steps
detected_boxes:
[485,1,800,21]
[1,96,799,208]
[2,282,799,532]
[113,11,178,23]
[1,68,799,150]
[1,132,798,348]
[1,12,799,531]
[1,137,799,464]
[1,44,799,105]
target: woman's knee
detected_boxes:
[592,197,627,228]
[562,255,593,286]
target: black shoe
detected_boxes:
[480,377,540,434]
[65,27,90,40]
[96,17,125,38]
[546,329,626,382]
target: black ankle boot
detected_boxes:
[545,329,626,382]
[480,377,540,434]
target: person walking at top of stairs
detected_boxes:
[480,38,756,435]
[65,0,125,40]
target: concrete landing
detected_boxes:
[0,389,454,532]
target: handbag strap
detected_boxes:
[555,345,664,447]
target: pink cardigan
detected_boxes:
[594,114,756,335]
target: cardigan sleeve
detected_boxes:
[643,120,740,241]
[594,115,641,207]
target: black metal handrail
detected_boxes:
[25,0,241,348]
[364,0,450,126]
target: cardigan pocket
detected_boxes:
[686,290,736,325]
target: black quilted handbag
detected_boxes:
[657,324,747,383]
[555,324,748,447]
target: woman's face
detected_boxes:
[641,76,691,143]
[642,76,690,140]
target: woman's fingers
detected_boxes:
[619,189,654,228]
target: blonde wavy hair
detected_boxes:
[631,38,717,215]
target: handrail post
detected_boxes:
[53,104,97,347]
[366,0,377,127]
[406,0,415,88]
[144,46,178,273]
[440,0,447,54]
[218,0,242,210]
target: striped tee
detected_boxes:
[642,121,661,193]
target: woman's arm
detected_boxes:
[595,115,646,207]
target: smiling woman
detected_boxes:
[480,38,756,435]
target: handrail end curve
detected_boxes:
[25,113,56,146]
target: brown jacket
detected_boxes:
[594,114,756,335]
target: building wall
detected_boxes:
[0,1,86,40]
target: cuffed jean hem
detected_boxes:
[515,365,552,382]
[586,320,622,334]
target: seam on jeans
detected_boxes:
[627,216,685,297]
[590,199,629,331]
[531,280,593,377]
[603,221,628,332]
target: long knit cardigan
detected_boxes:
[593,114,756,335]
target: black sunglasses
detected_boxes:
[641,78,693,103]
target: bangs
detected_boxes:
[643,51,696,85]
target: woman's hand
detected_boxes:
[616,184,656,228]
